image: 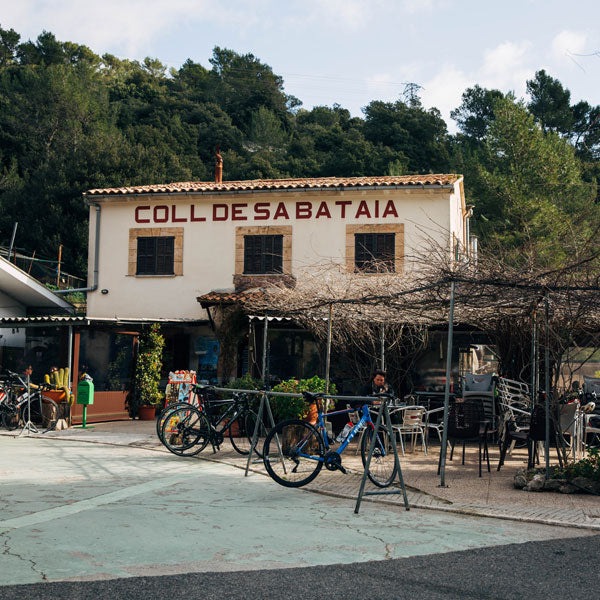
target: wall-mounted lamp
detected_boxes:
[101,289,109,295]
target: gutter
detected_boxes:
[55,197,100,294]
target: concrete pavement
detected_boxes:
[0,433,594,586]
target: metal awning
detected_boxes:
[0,316,209,327]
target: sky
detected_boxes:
[2,0,600,131]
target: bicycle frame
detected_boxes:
[200,395,249,436]
[297,402,376,462]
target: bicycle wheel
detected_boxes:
[156,402,195,442]
[263,419,324,487]
[27,395,58,433]
[161,406,210,456]
[1,404,19,430]
[361,422,397,488]
[229,410,268,458]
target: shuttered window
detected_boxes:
[136,236,175,275]
[243,235,283,274]
[354,233,395,272]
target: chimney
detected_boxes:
[215,145,223,183]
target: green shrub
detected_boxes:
[550,447,600,481]
[133,323,164,411]
[270,376,337,422]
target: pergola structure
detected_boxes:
[243,244,600,483]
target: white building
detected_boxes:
[83,174,468,381]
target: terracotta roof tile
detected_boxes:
[87,175,461,196]
[197,290,262,307]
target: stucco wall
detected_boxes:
[87,186,463,320]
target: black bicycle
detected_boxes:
[159,387,267,458]
[0,371,59,433]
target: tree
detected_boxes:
[363,99,450,173]
[526,70,573,134]
[451,85,504,142]
[468,96,598,266]
[0,25,19,67]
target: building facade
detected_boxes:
[83,174,468,382]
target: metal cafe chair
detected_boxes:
[392,405,427,456]
[437,398,492,477]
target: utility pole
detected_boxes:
[56,244,63,287]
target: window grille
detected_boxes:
[354,233,395,272]
[243,235,283,274]
[136,236,175,275]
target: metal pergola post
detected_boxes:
[530,310,536,410]
[325,304,333,393]
[439,280,456,487]
[544,291,551,478]
[261,313,269,385]
[380,323,385,371]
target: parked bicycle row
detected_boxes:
[156,384,399,490]
[0,370,59,433]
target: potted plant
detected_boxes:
[271,376,337,424]
[132,323,165,420]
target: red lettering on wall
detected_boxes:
[154,205,169,223]
[190,205,206,222]
[231,203,248,221]
[213,204,228,221]
[315,201,331,219]
[382,200,398,218]
[254,202,270,220]
[335,200,351,218]
[273,202,289,220]
[374,200,379,218]
[296,202,312,219]
[135,206,150,223]
[355,201,371,219]
[171,205,187,223]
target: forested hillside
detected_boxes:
[0,27,598,276]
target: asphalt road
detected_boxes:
[1,534,598,600]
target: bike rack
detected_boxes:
[18,373,39,437]
[354,395,410,513]
[203,387,410,514]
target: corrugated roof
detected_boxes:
[0,316,208,326]
[86,175,461,196]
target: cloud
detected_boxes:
[479,40,534,95]
[420,65,470,120]
[1,0,264,58]
[419,41,535,131]
[552,30,588,63]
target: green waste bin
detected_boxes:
[76,379,95,428]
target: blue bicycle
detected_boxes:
[262,391,397,488]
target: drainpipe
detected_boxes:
[55,198,100,294]
[470,236,478,267]
[464,205,474,260]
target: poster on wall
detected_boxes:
[194,337,220,383]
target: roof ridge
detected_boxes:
[87,174,462,196]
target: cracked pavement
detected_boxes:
[0,435,595,586]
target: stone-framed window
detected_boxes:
[235,226,292,276]
[243,234,283,274]
[346,224,404,274]
[128,228,183,276]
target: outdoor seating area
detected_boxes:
[147,370,600,499]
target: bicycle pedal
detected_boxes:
[338,465,348,474]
